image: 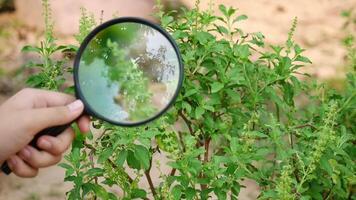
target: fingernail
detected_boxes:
[21,147,31,159]
[40,139,52,149]
[67,100,83,112]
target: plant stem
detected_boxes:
[200,137,211,190]
[203,137,211,163]
[169,168,176,176]
[145,170,156,197]
[275,103,280,122]
[178,110,194,135]
[293,123,317,130]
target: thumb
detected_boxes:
[24,100,84,133]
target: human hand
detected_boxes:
[0,88,90,177]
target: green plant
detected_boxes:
[24,1,355,199]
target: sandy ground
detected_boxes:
[0,0,355,199]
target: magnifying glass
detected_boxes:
[1,17,183,174]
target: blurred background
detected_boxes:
[0,0,354,199]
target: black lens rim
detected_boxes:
[73,17,184,127]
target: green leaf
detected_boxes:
[184,89,198,97]
[234,44,250,59]
[161,15,174,26]
[226,89,241,103]
[293,44,304,55]
[82,183,108,199]
[295,55,312,64]
[227,7,236,17]
[60,163,75,177]
[22,45,42,53]
[86,168,104,178]
[98,148,113,164]
[185,187,196,200]
[182,101,192,113]
[131,188,147,199]
[203,105,215,112]
[211,82,224,93]
[171,185,183,200]
[133,145,151,170]
[219,5,228,17]
[26,74,45,87]
[196,31,214,44]
[233,15,248,23]
[24,61,44,68]
[195,107,205,119]
[215,25,229,35]
[115,150,127,167]
[320,156,333,175]
[57,44,78,52]
[127,150,141,169]
[58,163,72,170]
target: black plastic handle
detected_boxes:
[1,124,71,175]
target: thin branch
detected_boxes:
[177,131,186,152]
[145,157,156,197]
[145,170,156,197]
[178,110,194,135]
[169,168,176,176]
[203,137,211,163]
[293,123,317,130]
[200,137,211,190]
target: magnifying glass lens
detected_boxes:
[77,21,181,125]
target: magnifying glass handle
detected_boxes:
[1,124,71,175]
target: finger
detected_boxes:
[30,89,76,108]
[37,128,75,155]
[23,100,84,133]
[7,155,38,178]
[77,115,91,133]
[18,146,62,168]
[5,88,75,110]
